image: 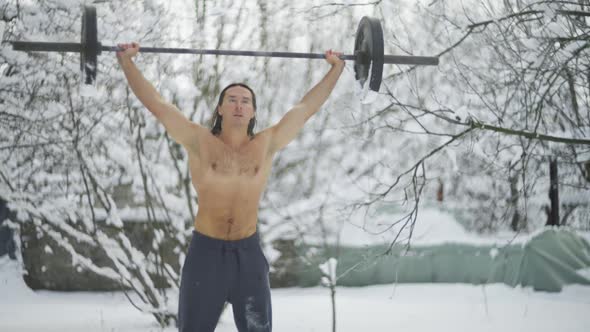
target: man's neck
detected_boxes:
[218,128,250,150]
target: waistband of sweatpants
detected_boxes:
[191,229,260,250]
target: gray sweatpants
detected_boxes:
[178,230,272,332]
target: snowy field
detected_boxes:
[1,257,590,332]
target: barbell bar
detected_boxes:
[4,6,439,91]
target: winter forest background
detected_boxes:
[1,0,589,328]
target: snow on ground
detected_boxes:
[1,256,590,332]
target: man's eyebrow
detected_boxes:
[227,95,251,101]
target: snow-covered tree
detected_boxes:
[346,0,590,237]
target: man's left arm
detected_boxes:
[268,50,345,154]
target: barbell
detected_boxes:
[3,6,439,91]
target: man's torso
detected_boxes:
[187,128,274,240]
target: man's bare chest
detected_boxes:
[207,145,264,177]
[192,134,272,182]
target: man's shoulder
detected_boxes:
[187,122,210,139]
[254,127,281,156]
[255,127,272,139]
[178,122,210,156]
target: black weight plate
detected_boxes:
[353,18,370,88]
[353,17,384,92]
[81,6,98,85]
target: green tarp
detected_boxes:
[292,229,590,292]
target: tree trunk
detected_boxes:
[330,284,336,332]
[0,197,16,259]
[546,158,560,226]
[509,174,520,231]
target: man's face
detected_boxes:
[218,86,255,126]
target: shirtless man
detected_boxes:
[117,42,344,332]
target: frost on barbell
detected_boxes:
[354,74,379,105]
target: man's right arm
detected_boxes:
[117,43,203,152]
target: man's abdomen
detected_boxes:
[194,207,259,240]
